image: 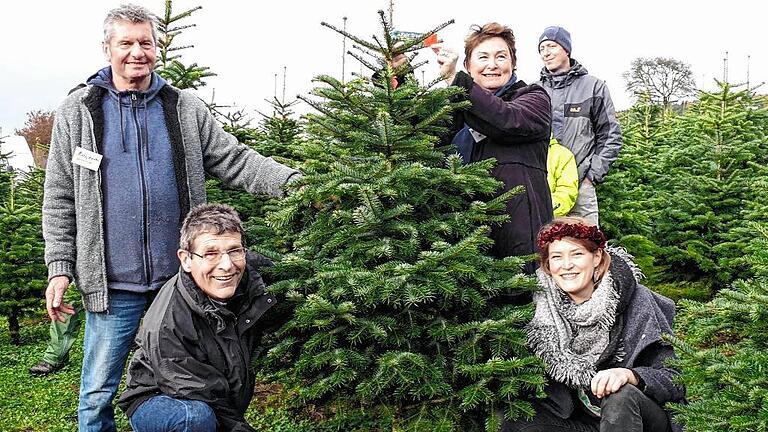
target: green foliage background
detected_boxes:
[598,85,768,431]
[600,83,768,300]
[1,1,768,430]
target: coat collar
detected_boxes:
[175,252,272,333]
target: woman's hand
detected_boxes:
[591,368,639,398]
[431,43,459,84]
[383,41,409,89]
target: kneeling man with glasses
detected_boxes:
[118,203,276,432]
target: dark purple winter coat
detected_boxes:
[447,71,553,273]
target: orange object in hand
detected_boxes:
[422,33,439,47]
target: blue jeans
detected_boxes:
[130,395,217,432]
[78,289,151,432]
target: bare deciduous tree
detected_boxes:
[623,57,696,108]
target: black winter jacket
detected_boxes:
[118,253,276,432]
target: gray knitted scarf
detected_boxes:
[527,267,620,389]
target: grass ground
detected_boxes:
[0,306,340,432]
[0,311,129,431]
[0,311,317,432]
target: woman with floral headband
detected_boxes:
[503,216,685,432]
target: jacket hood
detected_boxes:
[86,66,167,155]
[539,58,588,88]
[87,66,166,102]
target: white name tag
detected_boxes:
[72,147,103,171]
[469,128,487,142]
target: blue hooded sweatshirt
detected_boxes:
[87,67,181,293]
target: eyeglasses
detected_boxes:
[188,247,247,263]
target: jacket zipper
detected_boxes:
[132,93,152,285]
[213,316,251,412]
[234,316,251,409]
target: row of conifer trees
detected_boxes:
[0,5,765,430]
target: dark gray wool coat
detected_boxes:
[445,71,553,274]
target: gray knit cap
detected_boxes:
[538,26,572,55]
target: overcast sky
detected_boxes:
[1,0,765,136]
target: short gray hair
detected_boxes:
[179,204,246,251]
[103,4,159,43]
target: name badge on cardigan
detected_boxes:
[72,147,103,171]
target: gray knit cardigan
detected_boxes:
[43,84,299,312]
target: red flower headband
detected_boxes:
[536,222,607,250]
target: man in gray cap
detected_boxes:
[536,26,622,226]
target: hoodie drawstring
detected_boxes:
[124,92,150,160]
[143,96,150,160]
[118,93,127,153]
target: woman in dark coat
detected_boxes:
[503,217,685,431]
[435,22,553,273]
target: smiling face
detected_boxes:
[539,40,570,74]
[466,36,514,92]
[546,238,603,304]
[103,19,156,91]
[178,231,245,301]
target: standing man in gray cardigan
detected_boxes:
[536,26,622,226]
[42,5,301,431]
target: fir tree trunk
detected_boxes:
[8,307,20,345]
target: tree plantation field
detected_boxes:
[1,2,767,431]
[3,83,767,432]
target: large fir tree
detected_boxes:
[255,12,545,431]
